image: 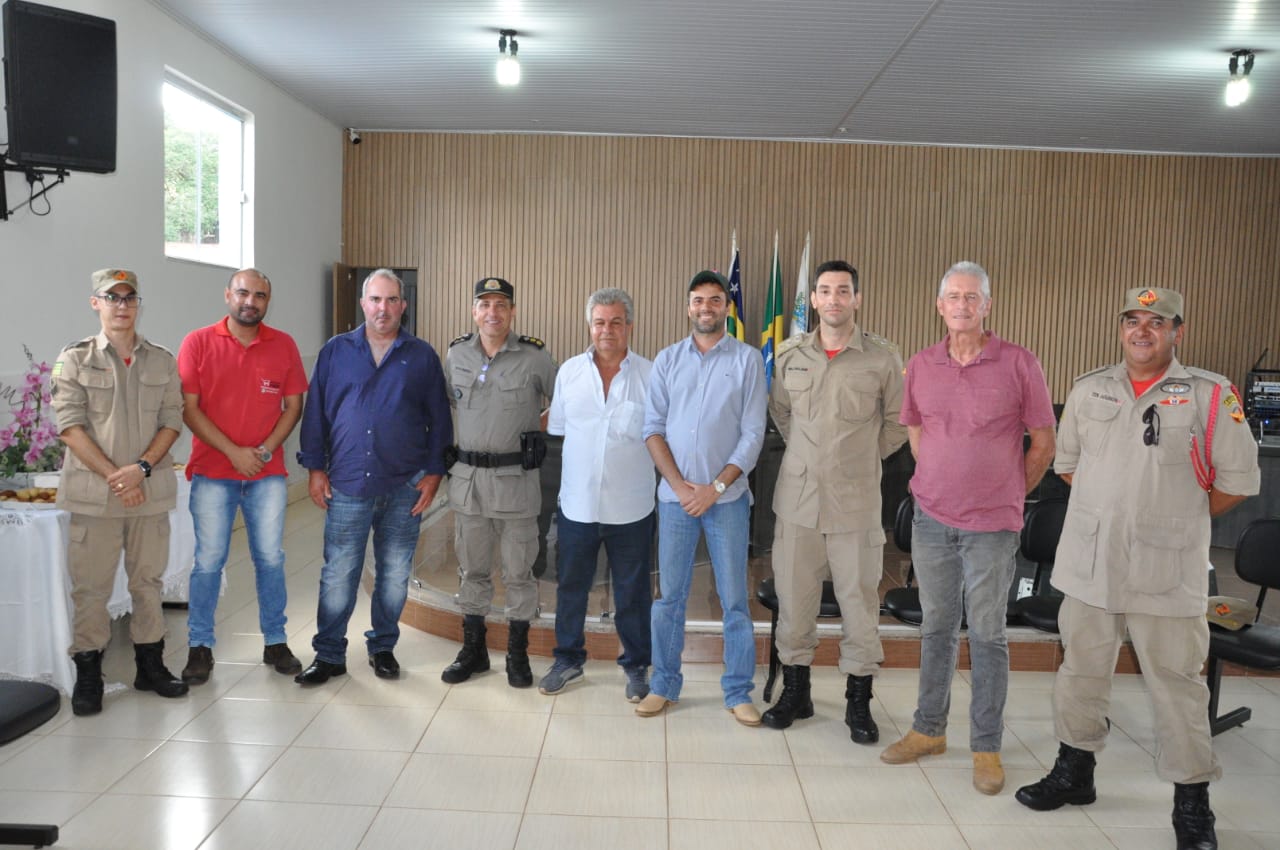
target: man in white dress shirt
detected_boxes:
[539,288,657,701]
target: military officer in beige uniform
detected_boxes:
[1016,287,1259,850]
[762,260,907,742]
[442,277,557,688]
[52,268,189,716]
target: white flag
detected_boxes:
[789,231,811,338]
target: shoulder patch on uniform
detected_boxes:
[449,333,474,347]
[1072,365,1109,382]
[518,334,546,349]
[776,335,805,357]
[862,331,900,356]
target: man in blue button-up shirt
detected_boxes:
[636,270,767,725]
[294,269,452,686]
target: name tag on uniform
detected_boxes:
[259,378,282,395]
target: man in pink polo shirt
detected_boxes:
[177,268,309,684]
[880,261,1056,796]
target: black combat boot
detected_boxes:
[844,674,879,744]
[71,650,104,716]
[441,614,490,684]
[133,640,189,698]
[506,620,533,688]
[1172,782,1217,850]
[761,665,814,729]
[1015,742,1097,810]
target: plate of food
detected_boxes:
[0,487,59,510]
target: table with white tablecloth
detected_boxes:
[0,474,203,695]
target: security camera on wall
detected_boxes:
[348,128,361,145]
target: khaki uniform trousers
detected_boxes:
[772,519,885,676]
[1054,595,1221,784]
[454,513,539,621]
[68,512,170,653]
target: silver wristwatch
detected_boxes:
[713,479,726,495]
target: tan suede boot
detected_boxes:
[880,730,947,764]
[973,752,1005,795]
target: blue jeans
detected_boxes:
[187,474,289,648]
[910,505,1019,752]
[312,478,422,664]
[553,512,654,670]
[651,497,755,708]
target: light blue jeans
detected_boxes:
[910,505,1019,752]
[650,496,755,708]
[188,474,289,648]
[312,478,423,664]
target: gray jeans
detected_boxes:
[910,505,1019,752]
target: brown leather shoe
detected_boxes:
[973,752,1005,795]
[880,730,947,764]
[181,646,213,685]
[263,643,303,676]
[635,693,674,717]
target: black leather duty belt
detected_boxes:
[455,449,523,469]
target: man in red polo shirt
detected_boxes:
[177,268,308,684]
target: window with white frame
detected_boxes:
[162,74,252,267]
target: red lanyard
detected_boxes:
[1189,384,1220,492]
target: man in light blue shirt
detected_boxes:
[636,270,768,725]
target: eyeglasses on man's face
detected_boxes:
[98,292,142,308]
[1142,404,1160,446]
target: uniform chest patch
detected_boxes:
[1088,391,1121,405]
[259,378,282,395]
[1158,396,1190,406]
[1161,382,1190,394]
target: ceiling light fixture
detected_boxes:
[1225,49,1255,107]
[497,29,520,87]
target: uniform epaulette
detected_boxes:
[776,334,805,357]
[1184,366,1230,386]
[862,331,900,356]
[519,334,546,349]
[64,337,93,350]
[449,333,474,347]
[142,339,175,356]
[1072,365,1109,382]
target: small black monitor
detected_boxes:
[2,0,116,173]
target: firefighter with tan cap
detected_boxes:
[51,268,188,716]
[1016,286,1259,850]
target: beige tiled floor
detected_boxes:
[2,500,1279,849]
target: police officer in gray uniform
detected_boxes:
[442,277,557,687]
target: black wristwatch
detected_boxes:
[137,459,153,478]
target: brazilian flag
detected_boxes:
[760,231,784,390]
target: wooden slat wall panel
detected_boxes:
[342,133,1280,400]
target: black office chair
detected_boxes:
[1206,518,1280,736]
[0,681,61,847]
[881,495,922,626]
[755,577,841,702]
[1010,497,1069,633]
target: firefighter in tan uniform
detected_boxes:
[441,277,557,688]
[51,268,189,716]
[1016,287,1259,850]
[761,260,907,742]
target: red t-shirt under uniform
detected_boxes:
[177,318,308,480]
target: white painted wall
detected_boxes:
[1,0,340,469]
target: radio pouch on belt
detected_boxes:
[520,431,547,470]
